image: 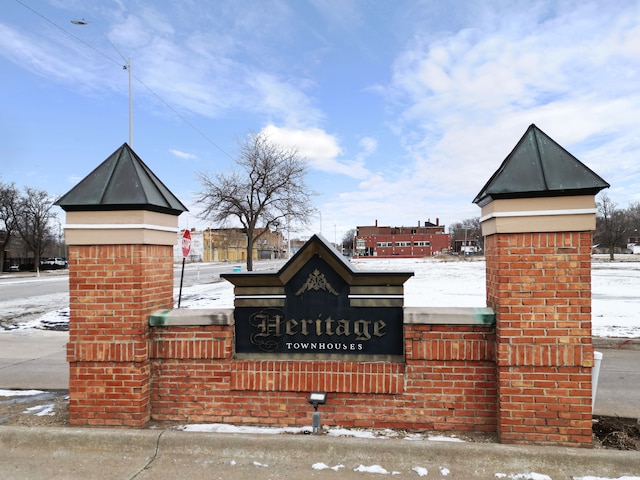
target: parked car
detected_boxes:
[9,265,20,272]
[40,257,68,269]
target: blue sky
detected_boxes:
[2,0,639,241]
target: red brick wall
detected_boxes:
[67,244,173,426]
[148,324,497,433]
[485,232,594,447]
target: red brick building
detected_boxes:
[354,219,451,257]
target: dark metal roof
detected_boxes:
[473,124,609,206]
[55,143,188,215]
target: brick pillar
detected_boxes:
[64,212,178,426]
[482,197,596,446]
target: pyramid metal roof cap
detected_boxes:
[473,124,609,207]
[55,143,188,215]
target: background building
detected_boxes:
[175,227,286,263]
[354,219,450,257]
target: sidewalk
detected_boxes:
[1,425,639,480]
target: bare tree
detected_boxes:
[0,182,20,272]
[12,187,57,273]
[341,228,356,256]
[595,192,627,260]
[627,201,640,242]
[197,131,315,271]
[449,217,482,252]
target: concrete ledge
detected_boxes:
[403,306,495,326]
[149,307,495,328]
[149,308,234,326]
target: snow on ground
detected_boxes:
[0,389,45,397]
[7,256,637,337]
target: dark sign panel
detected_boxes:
[223,235,412,358]
[234,254,405,356]
[235,305,404,355]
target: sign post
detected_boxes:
[177,229,191,308]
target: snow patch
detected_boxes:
[428,435,465,442]
[23,403,55,416]
[0,389,45,397]
[354,464,400,475]
[312,462,345,471]
[493,474,551,480]
[412,466,429,476]
[174,423,311,435]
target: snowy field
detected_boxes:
[3,256,640,338]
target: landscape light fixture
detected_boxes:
[308,392,327,410]
[307,392,327,434]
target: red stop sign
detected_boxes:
[181,229,191,258]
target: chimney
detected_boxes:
[375,219,378,227]
[418,220,421,227]
[436,218,439,226]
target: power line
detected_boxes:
[132,74,234,160]
[14,0,234,160]
[15,0,122,69]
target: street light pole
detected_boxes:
[71,19,133,147]
[126,57,133,147]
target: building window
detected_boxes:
[413,241,431,246]
[376,242,392,247]
[395,241,411,247]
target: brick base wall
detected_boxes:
[149,324,497,433]
[67,244,173,427]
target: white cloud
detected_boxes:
[169,149,196,160]
[341,0,640,227]
[261,125,372,180]
[0,24,100,89]
[250,74,323,128]
[358,137,377,156]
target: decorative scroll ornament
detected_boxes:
[295,269,339,296]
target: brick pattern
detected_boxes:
[406,325,495,361]
[151,326,233,360]
[486,231,594,447]
[149,324,497,433]
[230,360,405,394]
[67,244,173,427]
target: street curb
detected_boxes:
[593,337,640,350]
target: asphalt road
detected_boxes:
[0,259,286,302]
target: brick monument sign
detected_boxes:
[58,125,608,446]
